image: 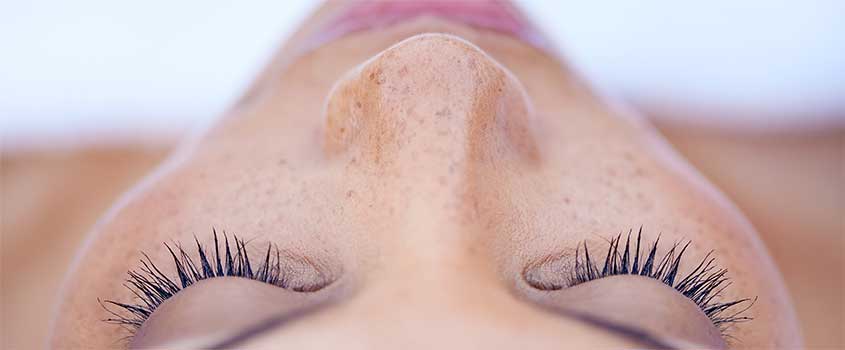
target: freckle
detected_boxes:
[346,190,355,198]
[339,127,345,134]
[278,159,287,166]
[563,197,571,204]
[355,101,362,109]
[369,69,385,85]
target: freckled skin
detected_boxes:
[325,34,537,164]
[50,3,800,349]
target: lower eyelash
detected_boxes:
[100,230,294,336]
[568,227,755,337]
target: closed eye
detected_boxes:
[523,227,755,339]
[101,230,336,337]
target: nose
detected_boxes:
[303,34,557,348]
[321,34,543,287]
[323,33,538,166]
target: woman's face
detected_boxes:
[51,1,801,348]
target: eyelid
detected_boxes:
[554,306,722,350]
[208,301,333,349]
[546,306,680,350]
[545,275,728,348]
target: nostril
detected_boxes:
[322,33,539,165]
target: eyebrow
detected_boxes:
[208,302,677,349]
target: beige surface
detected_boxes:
[1,124,842,349]
[656,123,845,349]
[1,146,170,349]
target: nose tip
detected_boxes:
[323,33,538,165]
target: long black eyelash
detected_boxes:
[100,229,290,335]
[569,227,755,337]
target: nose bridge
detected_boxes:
[323,33,538,171]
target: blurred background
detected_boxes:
[1,0,843,349]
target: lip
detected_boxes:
[308,0,548,50]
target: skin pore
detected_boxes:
[50,1,801,349]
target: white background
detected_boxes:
[2,0,843,146]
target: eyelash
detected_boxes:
[100,230,297,335]
[101,229,753,342]
[568,228,755,337]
